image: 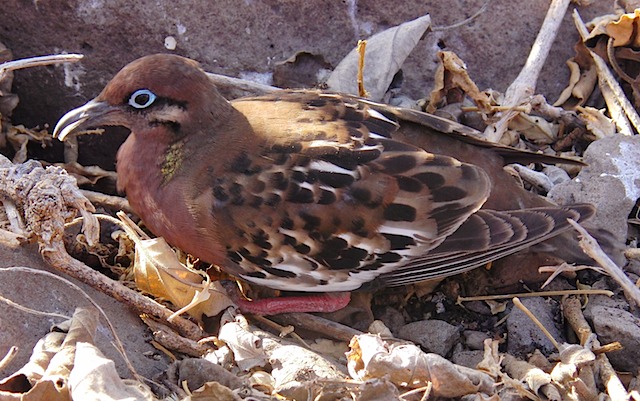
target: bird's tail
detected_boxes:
[377,204,595,287]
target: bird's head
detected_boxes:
[54,54,231,141]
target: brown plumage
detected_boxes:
[54,54,593,313]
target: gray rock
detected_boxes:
[374,306,406,336]
[548,135,640,247]
[451,350,484,369]
[583,279,630,313]
[0,242,169,381]
[507,297,561,357]
[586,305,640,372]
[463,330,489,350]
[397,319,460,356]
[542,165,571,186]
[174,358,244,392]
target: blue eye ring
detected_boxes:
[129,89,156,109]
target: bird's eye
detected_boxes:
[128,89,157,109]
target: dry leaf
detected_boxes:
[327,14,431,101]
[558,343,596,366]
[270,344,347,390]
[118,214,233,321]
[485,300,507,315]
[186,381,237,401]
[0,308,153,401]
[502,354,558,400]
[576,106,616,139]
[218,318,267,371]
[554,42,597,108]
[356,379,402,401]
[427,51,492,114]
[307,338,350,361]
[69,342,155,400]
[580,10,640,123]
[56,161,117,186]
[508,113,558,145]
[0,332,65,393]
[132,235,233,320]
[4,125,53,164]
[476,339,502,379]
[606,9,640,47]
[347,334,494,397]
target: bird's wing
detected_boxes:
[376,204,595,287]
[240,90,584,166]
[214,92,491,291]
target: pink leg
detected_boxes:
[223,283,351,315]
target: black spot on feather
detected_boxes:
[317,172,354,188]
[263,266,296,278]
[396,176,422,192]
[379,154,417,174]
[413,172,445,189]
[384,203,417,222]
[432,186,467,202]
[383,233,415,250]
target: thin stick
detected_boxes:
[484,0,571,142]
[271,312,362,342]
[573,10,640,135]
[205,72,280,94]
[432,0,490,31]
[568,219,640,306]
[562,296,592,346]
[457,288,613,304]
[513,297,560,350]
[80,189,133,213]
[0,54,83,81]
[0,346,18,371]
[42,243,204,340]
[356,40,368,98]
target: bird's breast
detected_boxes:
[116,134,225,263]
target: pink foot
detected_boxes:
[222,283,351,315]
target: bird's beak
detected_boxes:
[53,99,118,141]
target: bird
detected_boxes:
[53,54,595,315]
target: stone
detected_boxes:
[548,135,640,251]
[463,330,489,350]
[0,242,169,381]
[397,319,460,356]
[451,350,484,369]
[585,305,640,372]
[506,297,561,357]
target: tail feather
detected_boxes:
[378,204,594,287]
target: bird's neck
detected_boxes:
[116,129,172,195]
[116,130,216,255]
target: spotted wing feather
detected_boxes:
[215,93,491,291]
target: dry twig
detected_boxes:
[513,297,560,350]
[573,10,640,135]
[562,297,629,401]
[0,155,204,340]
[205,72,280,94]
[484,0,572,142]
[0,53,83,82]
[568,219,640,306]
[271,312,363,342]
